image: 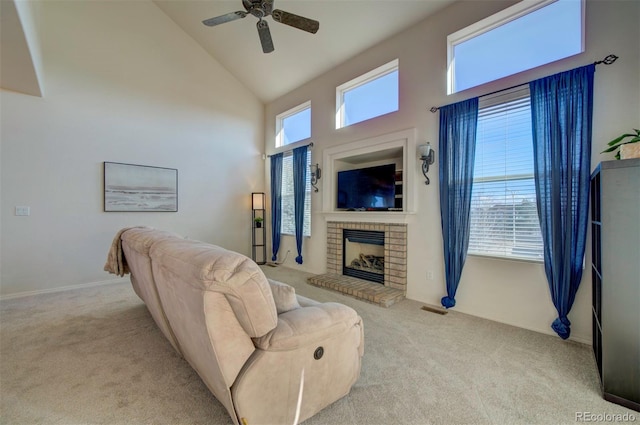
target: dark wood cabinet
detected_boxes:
[590,158,640,412]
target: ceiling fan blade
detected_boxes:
[202,11,247,27]
[257,20,274,54]
[272,9,319,34]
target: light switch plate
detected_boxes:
[15,206,30,216]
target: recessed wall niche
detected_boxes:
[321,128,417,216]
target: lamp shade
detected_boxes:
[418,143,432,159]
[252,192,265,210]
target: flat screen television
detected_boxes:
[337,164,396,210]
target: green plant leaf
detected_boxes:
[601,139,640,153]
[606,133,635,146]
[601,129,640,155]
[617,138,640,146]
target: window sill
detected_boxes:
[271,137,313,155]
[281,233,312,239]
[468,252,544,265]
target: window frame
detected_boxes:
[447,0,585,94]
[280,149,312,238]
[335,59,399,129]
[275,101,311,148]
[468,87,544,263]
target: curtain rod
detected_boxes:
[266,142,313,158]
[429,54,618,113]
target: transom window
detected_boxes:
[448,0,584,94]
[336,59,399,129]
[275,101,311,148]
[281,150,311,237]
[468,87,543,261]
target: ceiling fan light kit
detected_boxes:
[202,0,319,54]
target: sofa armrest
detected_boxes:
[253,303,360,352]
[233,302,363,424]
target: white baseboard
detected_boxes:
[447,306,592,345]
[496,319,591,345]
[0,277,129,301]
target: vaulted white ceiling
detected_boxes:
[0,0,43,97]
[154,0,457,102]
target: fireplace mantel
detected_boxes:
[322,211,415,224]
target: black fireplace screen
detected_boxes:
[343,229,385,284]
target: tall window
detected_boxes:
[281,150,311,236]
[276,101,311,148]
[336,59,399,129]
[448,0,584,94]
[468,87,543,261]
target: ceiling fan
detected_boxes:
[202,0,319,54]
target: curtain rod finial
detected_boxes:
[595,54,618,66]
[430,106,439,113]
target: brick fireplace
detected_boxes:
[308,221,407,307]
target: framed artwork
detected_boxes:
[104,162,178,212]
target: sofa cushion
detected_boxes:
[296,294,321,308]
[149,238,278,338]
[267,279,301,314]
[253,303,360,351]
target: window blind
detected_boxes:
[281,150,311,237]
[468,87,543,261]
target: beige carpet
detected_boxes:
[0,266,635,424]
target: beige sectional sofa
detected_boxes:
[107,227,364,425]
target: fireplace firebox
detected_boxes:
[342,229,385,284]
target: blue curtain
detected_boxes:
[529,64,595,340]
[292,146,308,264]
[270,153,283,262]
[438,98,479,308]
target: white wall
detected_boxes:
[264,0,640,343]
[0,1,264,296]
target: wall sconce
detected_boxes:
[309,163,321,192]
[252,192,265,210]
[418,143,435,185]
